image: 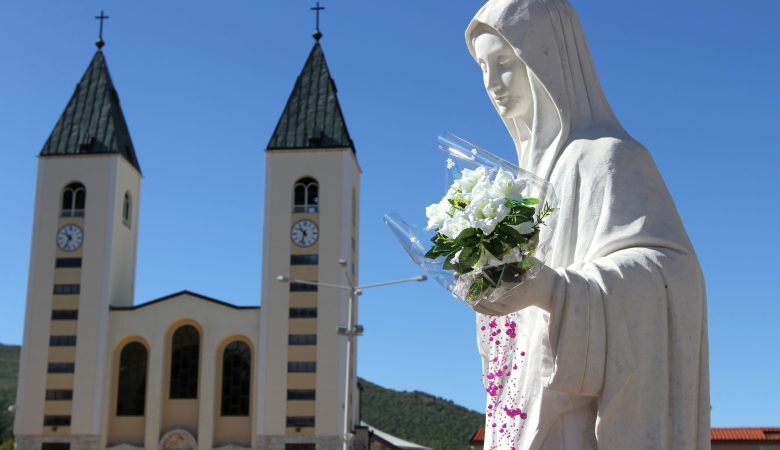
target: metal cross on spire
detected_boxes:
[95,10,109,49]
[311,2,325,41]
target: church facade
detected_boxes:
[13,35,378,450]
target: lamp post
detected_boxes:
[277,260,426,450]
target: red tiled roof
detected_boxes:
[711,428,780,441]
[468,428,780,443]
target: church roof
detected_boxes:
[360,422,432,450]
[40,50,141,173]
[267,42,354,152]
[109,290,259,311]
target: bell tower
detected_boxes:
[14,46,142,450]
[257,36,361,449]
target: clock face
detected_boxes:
[57,224,83,252]
[291,219,319,248]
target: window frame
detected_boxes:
[220,340,252,416]
[289,308,317,318]
[289,282,317,292]
[287,361,316,373]
[290,254,319,265]
[292,177,319,213]
[122,191,132,228]
[288,334,317,346]
[287,389,316,400]
[51,310,78,320]
[285,416,316,428]
[116,342,148,416]
[50,336,77,346]
[53,284,80,295]
[48,363,75,373]
[169,325,200,399]
[61,183,86,217]
[45,389,73,401]
[55,258,82,268]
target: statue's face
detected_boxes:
[474,31,533,121]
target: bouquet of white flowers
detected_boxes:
[386,134,556,305]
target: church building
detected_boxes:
[12,19,423,450]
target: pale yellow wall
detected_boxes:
[162,400,199,436]
[289,319,318,334]
[108,417,145,447]
[53,268,81,284]
[47,346,76,362]
[289,295,318,308]
[213,416,252,448]
[107,338,148,447]
[106,293,259,450]
[51,296,80,310]
[45,374,74,390]
[287,374,317,389]
[258,147,361,439]
[286,400,315,416]
[43,401,71,416]
[212,337,253,448]
[290,266,319,280]
[49,321,78,336]
[288,346,316,361]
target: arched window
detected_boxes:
[221,341,251,416]
[170,325,200,399]
[293,177,319,213]
[61,182,86,217]
[117,342,147,416]
[122,192,132,228]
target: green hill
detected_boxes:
[0,344,19,445]
[0,345,483,450]
[359,378,484,450]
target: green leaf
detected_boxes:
[483,239,505,260]
[522,197,540,206]
[505,199,523,209]
[467,276,490,303]
[454,227,477,243]
[460,245,481,269]
[519,256,537,270]
[496,223,525,246]
[443,251,459,270]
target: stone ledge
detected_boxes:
[256,435,343,450]
[16,434,100,450]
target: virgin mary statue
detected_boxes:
[465,0,710,449]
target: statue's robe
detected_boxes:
[465,1,710,449]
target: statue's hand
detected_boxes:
[472,261,556,316]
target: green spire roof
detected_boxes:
[40,50,141,173]
[267,43,354,151]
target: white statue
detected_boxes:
[466,0,710,448]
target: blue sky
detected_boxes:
[1,0,779,427]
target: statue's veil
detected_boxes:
[465,0,627,180]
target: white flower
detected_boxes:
[466,195,509,236]
[490,168,526,201]
[439,215,471,239]
[514,221,535,235]
[446,158,455,169]
[454,166,487,193]
[468,178,492,201]
[425,198,452,230]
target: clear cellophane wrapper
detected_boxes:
[385,133,557,307]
